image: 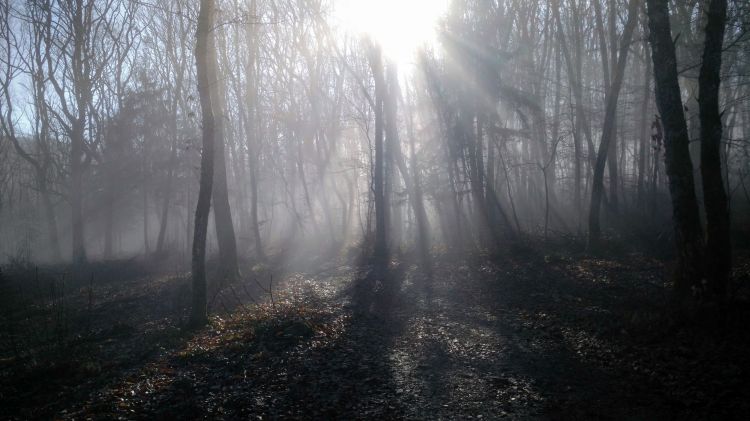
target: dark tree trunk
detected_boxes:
[70,119,87,265]
[646,0,704,300]
[637,40,652,207]
[698,0,730,301]
[104,180,114,259]
[369,44,387,260]
[211,46,240,281]
[191,0,216,327]
[384,63,401,249]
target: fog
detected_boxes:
[1,0,748,267]
[1,0,750,418]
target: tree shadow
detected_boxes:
[375,252,670,418]
[263,255,416,417]
[462,253,674,418]
[81,255,422,419]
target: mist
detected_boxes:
[1,0,750,418]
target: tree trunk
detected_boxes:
[646,0,705,300]
[637,41,652,207]
[104,182,114,259]
[404,89,432,274]
[242,5,265,261]
[588,0,639,247]
[143,173,149,254]
[554,2,593,222]
[70,119,87,265]
[698,0,730,301]
[40,183,61,261]
[369,44,387,260]
[606,0,620,213]
[191,0,216,327]
[210,34,240,280]
[156,146,176,254]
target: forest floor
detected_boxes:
[2,241,750,420]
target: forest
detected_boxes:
[1,0,749,418]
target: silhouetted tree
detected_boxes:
[699,0,731,302]
[646,0,705,301]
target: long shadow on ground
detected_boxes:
[266,258,415,418]
[19,249,749,419]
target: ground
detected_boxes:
[1,243,750,419]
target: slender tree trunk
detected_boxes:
[70,119,87,265]
[384,62,399,251]
[243,8,265,260]
[191,0,216,327]
[589,0,639,247]
[698,0,730,301]
[142,141,150,254]
[40,183,61,261]
[104,181,114,258]
[646,0,704,300]
[156,146,176,253]
[210,40,240,280]
[369,44,387,260]
[607,119,619,212]
[637,43,652,207]
[554,3,594,218]
[143,174,149,254]
[606,0,620,213]
[403,89,431,274]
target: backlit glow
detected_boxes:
[334,0,448,66]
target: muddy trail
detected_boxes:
[2,249,750,419]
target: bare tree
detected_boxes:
[191,0,217,327]
[368,42,388,260]
[698,0,730,301]
[588,0,640,247]
[211,10,240,280]
[645,0,705,301]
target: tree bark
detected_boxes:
[70,118,87,265]
[191,0,216,327]
[210,29,240,280]
[369,44,387,260]
[698,0,730,301]
[646,0,705,300]
[637,40,652,207]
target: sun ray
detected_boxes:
[334,0,448,68]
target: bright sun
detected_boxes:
[334,0,448,67]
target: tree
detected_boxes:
[44,0,116,265]
[368,43,388,260]
[210,14,240,281]
[645,0,705,301]
[588,0,640,247]
[191,0,217,327]
[0,0,63,261]
[698,0,730,302]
